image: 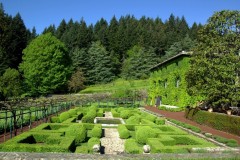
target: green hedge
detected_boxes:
[88,137,100,148]
[142,113,156,122]
[111,109,120,117]
[124,139,142,154]
[120,110,132,119]
[126,115,141,124]
[213,135,239,147]
[141,119,156,125]
[136,126,157,144]
[62,117,76,123]
[168,118,201,133]
[91,125,102,138]
[155,118,165,125]
[0,132,75,152]
[68,109,77,117]
[59,112,70,122]
[75,145,89,153]
[50,116,60,123]
[81,109,97,123]
[65,124,87,145]
[118,125,130,139]
[185,108,240,136]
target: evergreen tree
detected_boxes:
[94,18,109,47]
[42,24,56,34]
[121,46,160,79]
[55,19,67,39]
[87,41,116,84]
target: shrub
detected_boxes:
[124,139,142,154]
[59,112,70,122]
[111,109,120,117]
[155,118,165,125]
[141,119,156,125]
[141,113,156,122]
[168,119,201,133]
[65,124,87,145]
[136,126,157,144]
[81,109,97,123]
[91,125,102,138]
[126,116,141,124]
[120,110,131,119]
[68,109,77,117]
[75,145,89,153]
[50,116,60,123]
[62,117,76,123]
[88,137,100,151]
[118,125,130,139]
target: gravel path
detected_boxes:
[100,112,125,154]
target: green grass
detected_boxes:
[80,78,150,94]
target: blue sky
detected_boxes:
[1,0,239,33]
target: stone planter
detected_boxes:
[208,108,213,112]
[226,110,232,115]
[143,145,151,153]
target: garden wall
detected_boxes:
[185,108,240,136]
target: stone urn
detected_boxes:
[226,110,232,115]
[93,144,100,153]
[208,108,213,112]
[143,145,151,153]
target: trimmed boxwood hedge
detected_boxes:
[50,116,60,123]
[91,125,102,138]
[118,125,130,139]
[136,126,157,144]
[185,108,240,136]
[65,124,87,145]
[126,115,141,124]
[124,139,142,154]
[59,112,70,122]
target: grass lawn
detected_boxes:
[80,78,150,94]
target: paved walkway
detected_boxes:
[145,106,240,144]
[100,112,125,154]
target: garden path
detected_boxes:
[100,112,125,154]
[145,106,240,144]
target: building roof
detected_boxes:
[150,51,191,71]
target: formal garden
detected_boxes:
[1,101,239,156]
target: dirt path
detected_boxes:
[145,106,240,145]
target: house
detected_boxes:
[149,51,193,108]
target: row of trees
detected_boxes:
[0,2,200,99]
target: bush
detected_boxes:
[141,119,156,125]
[91,125,102,138]
[168,119,201,133]
[81,109,97,123]
[62,117,76,123]
[68,109,77,117]
[118,125,130,139]
[213,135,238,147]
[59,112,70,122]
[88,137,100,151]
[50,116,60,123]
[65,124,87,145]
[126,116,141,124]
[111,109,120,117]
[120,110,132,119]
[136,126,157,144]
[124,139,142,154]
[75,145,89,153]
[141,113,156,122]
[155,118,165,125]
[185,108,240,136]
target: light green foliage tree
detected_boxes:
[121,45,160,79]
[0,68,22,100]
[19,33,71,96]
[186,10,240,108]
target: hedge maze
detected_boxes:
[0,105,217,154]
